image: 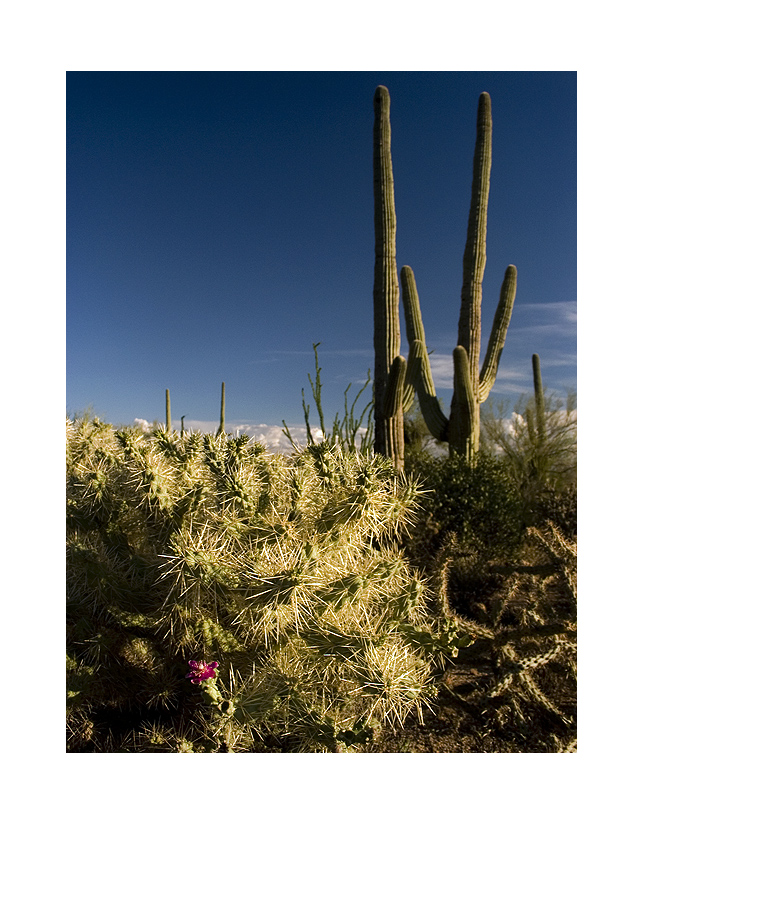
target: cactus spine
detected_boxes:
[165,389,171,431]
[218,381,226,435]
[372,86,411,474]
[66,420,442,752]
[401,92,517,462]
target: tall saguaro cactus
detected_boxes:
[218,381,226,435]
[372,86,409,473]
[401,92,517,462]
[531,353,546,445]
[165,389,171,431]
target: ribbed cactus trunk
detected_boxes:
[450,92,492,459]
[218,382,226,435]
[372,85,405,473]
[165,389,171,431]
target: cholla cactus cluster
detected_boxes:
[66,417,448,752]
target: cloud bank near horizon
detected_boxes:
[133,418,322,453]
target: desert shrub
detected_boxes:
[363,520,577,753]
[533,483,577,537]
[282,343,373,455]
[66,418,458,752]
[481,393,576,529]
[403,450,524,565]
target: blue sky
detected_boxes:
[67,71,576,446]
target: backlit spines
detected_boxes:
[66,419,449,752]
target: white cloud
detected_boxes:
[424,352,528,395]
[192,420,324,453]
[426,353,456,389]
[132,417,322,453]
[235,423,324,452]
[521,300,577,315]
[528,354,577,369]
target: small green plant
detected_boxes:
[67,416,456,752]
[282,343,374,456]
[481,357,576,528]
[403,449,524,565]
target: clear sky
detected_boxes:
[67,71,576,447]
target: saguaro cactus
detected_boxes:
[165,389,171,431]
[218,381,226,435]
[401,92,517,462]
[372,86,411,473]
[531,353,546,444]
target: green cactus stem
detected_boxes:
[400,92,517,461]
[180,416,186,437]
[372,85,406,473]
[458,91,492,389]
[532,353,546,444]
[218,382,226,436]
[165,389,171,431]
[402,261,517,459]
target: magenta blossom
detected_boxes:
[186,660,219,684]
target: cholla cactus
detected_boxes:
[67,418,451,752]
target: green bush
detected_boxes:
[481,393,576,530]
[66,418,451,752]
[403,450,524,563]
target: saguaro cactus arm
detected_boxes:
[381,355,416,419]
[401,254,516,453]
[449,346,478,463]
[478,264,517,403]
[381,355,409,419]
[401,266,449,441]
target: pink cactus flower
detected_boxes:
[185,660,219,684]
